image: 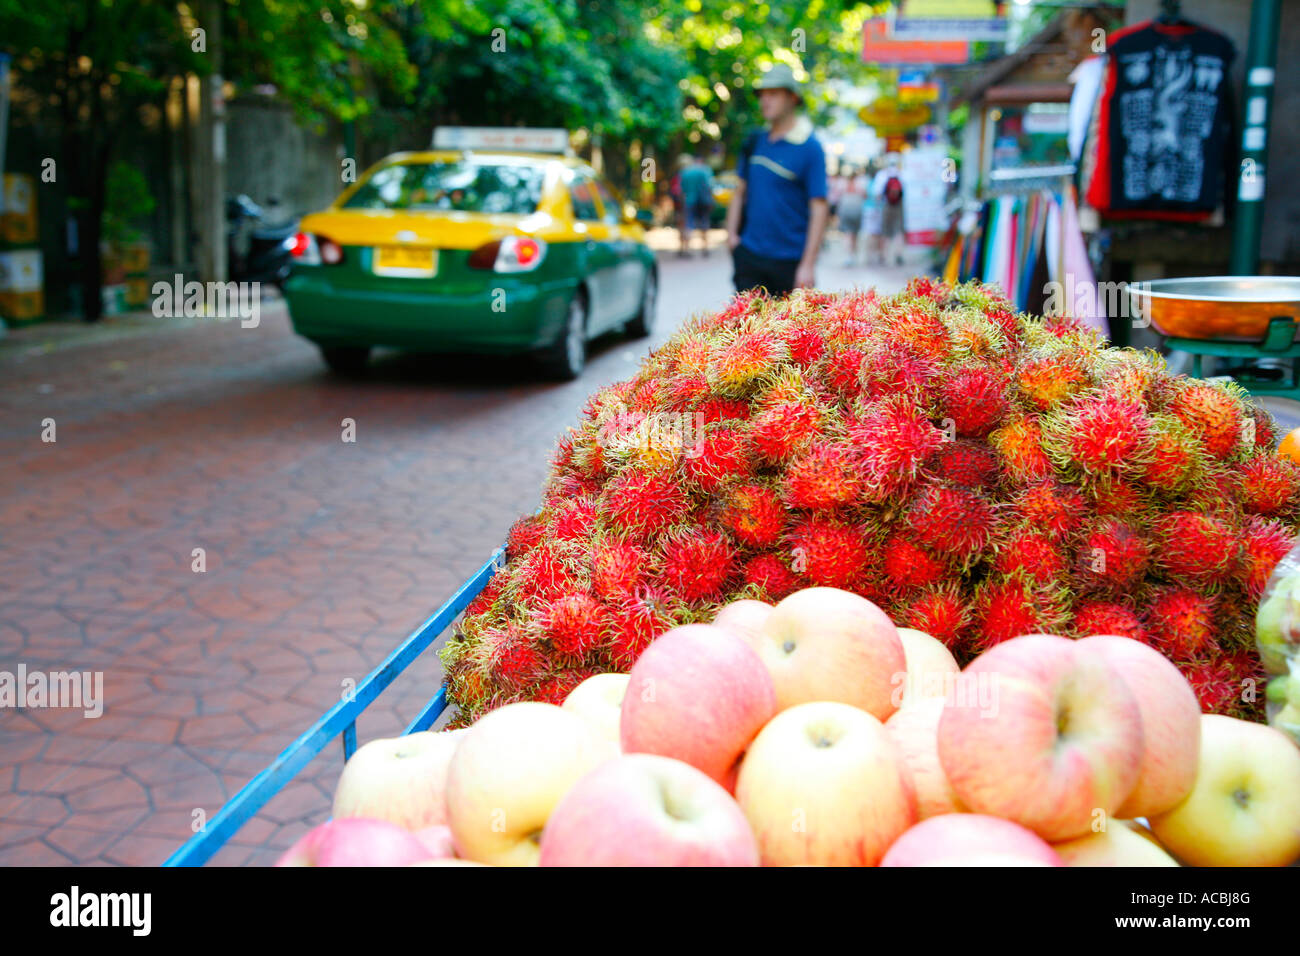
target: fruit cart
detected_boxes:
[162,546,504,866]
[1132,276,1300,399]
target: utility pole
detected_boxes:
[1229,0,1281,275]
[196,0,227,283]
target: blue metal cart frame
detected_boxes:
[163,545,505,867]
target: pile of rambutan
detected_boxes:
[440,280,1299,724]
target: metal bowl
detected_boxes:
[1128,276,1300,342]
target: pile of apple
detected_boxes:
[277,588,1300,867]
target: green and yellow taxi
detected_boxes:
[284,141,657,379]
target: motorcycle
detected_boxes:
[226,194,298,288]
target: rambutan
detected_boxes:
[880,535,950,592]
[749,400,822,463]
[1144,586,1217,660]
[848,398,945,500]
[940,365,1009,438]
[904,483,995,563]
[505,514,547,560]
[1070,600,1147,642]
[606,587,684,670]
[741,552,802,600]
[1090,478,1146,519]
[549,496,599,541]
[860,348,939,407]
[889,305,951,360]
[695,396,752,425]
[784,326,826,366]
[486,625,548,689]
[1045,393,1151,477]
[509,542,581,602]
[463,574,505,620]
[1017,354,1090,410]
[1153,510,1240,584]
[588,536,649,602]
[1076,518,1150,591]
[531,669,595,706]
[720,483,787,548]
[683,425,750,492]
[1183,658,1247,716]
[781,439,863,510]
[1238,516,1296,599]
[1141,415,1205,492]
[786,515,873,589]
[821,347,867,397]
[1011,480,1087,540]
[537,592,610,660]
[925,440,1000,489]
[896,584,971,647]
[972,574,1064,652]
[656,527,737,602]
[598,471,690,542]
[1238,455,1300,514]
[1168,381,1245,460]
[992,526,1066,585]
[708,329,787,392]
[989,416,1054,483]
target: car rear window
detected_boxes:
[342,162,546,214]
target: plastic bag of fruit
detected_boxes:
[1256,542,1300,745]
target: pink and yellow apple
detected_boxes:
[539,754,759,866]
[881,813,1063,867]
[1052,822,1179,866]
[1076,634,1200,819]
[735,701,915,866]
[745,587,905,720]
[331,729,466,830]
[275,818,432,867]
[620,624,777,790]
[561,672,629,748]
[445,702,616,866]
[893,627,961,709]
[885,695,963,819]
[712,599,774,644]
[936,634,1144,842]
[1150,714,1300,867]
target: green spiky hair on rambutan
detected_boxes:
[443,282,1290,724]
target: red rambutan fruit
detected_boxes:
[749,401,822,463]
[549,496,599,541]
[972,575,1062,652]
[506,514,547,560]
[598,471,691,542]
[720,483,787,548]
[1153,510,1240,584]
[781,440,863,510]
[1249,405,1277,450]
[463,574,505,620]
[656,527,738,602]
[1239,516,1296,599]
[709,329,787,392]
[1183,658,1246,716]
[1090,478,1146,519]
[904,483,995,563]
[925,440,1000,489]
[1141,415,1205,492]
[538,592,611,660]
[486,625,548,689]
[682,425,750,492]
[695,397,752,425]
[606,587,681,670]
[848,399,946,500]
[1012,480,1087,540]
[880,535,950,592]
[1168,381,1245,460]
[1047,393,1151,476]
[1076,518,1150,591]
[992,526,1067,585]
[588,536,649,602]
[891,306,951,361]
[860,348,939,408]
[1238,455,1300,514]
[989,416,1054,483]
[821,347,867,397]
[897,585,971,647]
[511,542,580,602]
[742,552,802,600]
[783,326,826,366]
[1144,586,1217,660]
[531,669,596,706]
[1017,355,1090,410]
[1071,600,1147,642]
[786,515,873,590]
[939,365,1009,438]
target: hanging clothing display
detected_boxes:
[1085,17,1235,220]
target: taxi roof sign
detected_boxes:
[432,127,570,154]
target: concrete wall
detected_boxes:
[225,98,345,222]
[1127,0,1300,265]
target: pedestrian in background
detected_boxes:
[872,152,905,266]
[679,154,715,257]
[725,62,829,296]
[669,156,688,256]
[861,159,884,265]
[835,166,866,266]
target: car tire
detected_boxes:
[537,290,588,381]
[625,267,657,339]
[320,345,371,377]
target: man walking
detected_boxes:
[725,63,829,296]
[872,152,906,266]
[679,154,715,257]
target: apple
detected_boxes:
[893,627,961,709]
[274,818,432,867]
[413,824,456,860]
[539,754,759,866]
[881,813,1063,867]
[561,673,629,748]
[747,587,905,720]
[735,701,915,866]
[1075,635,1200,819]
[331,729,466,830]
[1150,714,1300,867]
[937,634,1144,842]
[409,859,488,867]
[621,624,777,789]
[712,599,774,644]
[885,696,963,819]
[446,702,616,866]
[1053,822,1179,866]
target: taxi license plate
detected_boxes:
[373,246,437,277]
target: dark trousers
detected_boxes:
[732,242,799,297]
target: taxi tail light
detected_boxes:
[289,232,320,265]
[319,238,344,265]
[468,236,547,273]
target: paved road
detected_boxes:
[0,238,912,865]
